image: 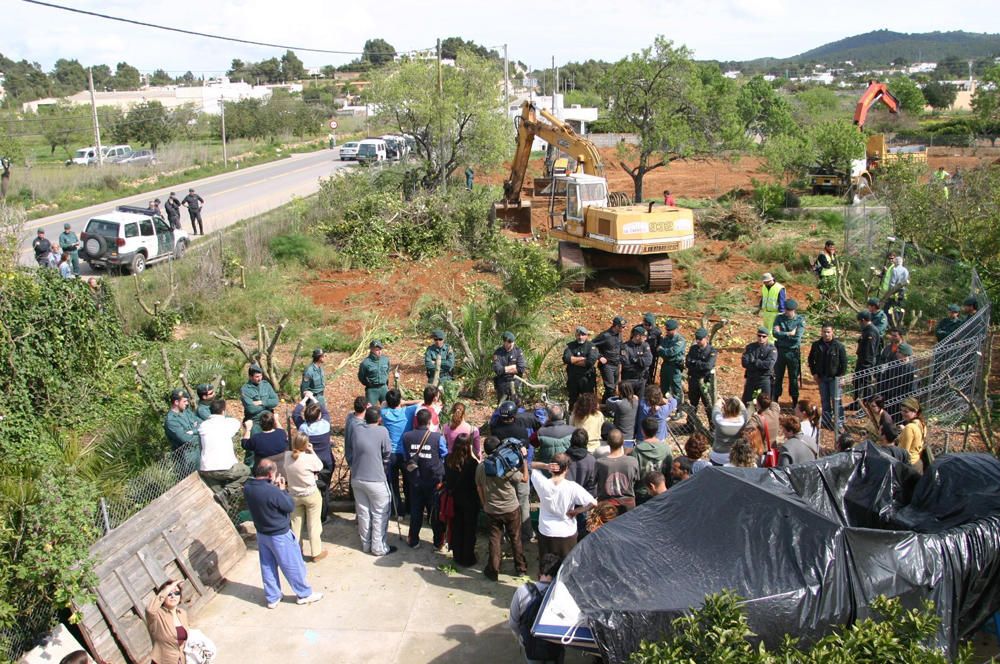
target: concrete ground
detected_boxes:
[196,512,593,664]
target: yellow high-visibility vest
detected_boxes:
[820,252,837,278]
[761,282,784,312]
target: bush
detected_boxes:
[490,237,562,309]
[746,240,812,272]
[750,179,786,217]
[629,592,971,663]
[269,232,312,263]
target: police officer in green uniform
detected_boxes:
[935,304,963,342]
[58,223,81,276]
[772,299,805,407]
[358,340,390,406]
[424,330,455,383]
[164,388,200,451]
[961,296,979,321]
[866,298,888,340]
[240,364,279,434]
[195,383,216,421]
[657,319,686,407]
[301,348,327,409]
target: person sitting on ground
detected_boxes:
[59,651,91,664]
[728,438,758,468]
[509,554,566,664]
[685,432,712,474]
[670,456,694,484]
[594,429,640,510]
[241,410,288,468]
[777,415,819,466]
[642,470,668,498]
[587,500,627,532]
[866,394,900,446]
[532,404,577,464]
[710,397,749,466]
[603,380,638,441]
[635,384,677,442]
[530,453,597,569]
[569,392,605,454]
[740,425,765,465]
[284,431,325,561]
[145,579,191,664]
[897,397,928,470]
[748,393,781,450]
[795,399,821,450]
[443,402,481,459]
[632,417,672,505]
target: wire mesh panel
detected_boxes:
[843,202,893,263]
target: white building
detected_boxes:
[507,93,599,151]
[0,72,6,102]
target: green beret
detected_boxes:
[694,328,708,340]
[665,319,679,331]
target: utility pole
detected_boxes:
[437,38,445,192]
[220,96,228,166]
[503,43,509,115]
[88,68,104,166]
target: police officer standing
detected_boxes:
[32,229,52,268]
[685,328,716,422]
[593,316,626,401]
[563,326,599,409]
[358,340,391,406]
[772,299,805,407]
[241,364,279,434]
[935,304,962,342]
[641,313,662,384]
[301,349,327,409]
[658,319,686,406]
[620,326,652,397]
[182,188,205,235]
[58,223,81,276]
[165,192,182,230]
[492,331,525,403]
[424,329,455,384]
[866,298,889,340]
[741,326,777,404]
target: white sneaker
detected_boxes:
[296,592,324,605]
[266,600,279,609]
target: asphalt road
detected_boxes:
[19,148,355,271]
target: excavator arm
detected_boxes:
[502,101,605,204]
[853,80,900,130]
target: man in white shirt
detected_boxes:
[198,399,250,510]
[529,454,597,573]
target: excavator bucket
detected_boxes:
[491,200,532,234]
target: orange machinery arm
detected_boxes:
[502,101,605,204]
[853,80,900,130]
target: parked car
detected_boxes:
[339,141,360,161]
[103,145,134,163]
[117,149,157,166]
[356,138,387,165]
[80,205,189,274]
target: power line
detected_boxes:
[21,0,425,56]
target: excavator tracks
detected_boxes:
[646,257,673,292]
[557,242,587,292]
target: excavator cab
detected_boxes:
[546,174,608,237]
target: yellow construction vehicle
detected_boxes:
[493,101,694,291]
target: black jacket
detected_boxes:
[593,327,623,365]
[644,326,662,362]
[621,340,652,380]
[685,343,717,378]
[741,342,777,378]
[403,427,445,486]
[492,345,525,389]
[563,340,599,381]
[856,324,880,370]
[808,338,848,378]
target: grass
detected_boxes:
[745,239,813,272]
[798,194,848,208]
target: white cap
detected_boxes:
[762,272,774,282]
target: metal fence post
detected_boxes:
[99,497,111,535]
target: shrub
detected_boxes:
[750,179,786,217]
[269,232,312,263]
[746,240,812,271]
[491,237,562,309]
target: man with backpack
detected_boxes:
[509,553,565,664]
[476,435,529,582]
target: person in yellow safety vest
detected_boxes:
[814,240,839,298]
[876,251,896,299]
[756,273,786,344]
[934,166,950,199]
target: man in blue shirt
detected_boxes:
[380,388,421,515]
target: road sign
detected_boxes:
[329,120,339,130]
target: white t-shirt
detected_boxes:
[198,415,241,472]
[800,420,819,446]
[530,470,596,538]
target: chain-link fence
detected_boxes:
[0,602,60,664]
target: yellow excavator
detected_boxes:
[492,101,695,291]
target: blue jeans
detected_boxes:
[386,452,410,516]
[818,377,843,430]
[257,530,313,604]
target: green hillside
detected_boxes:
[795,29,1000,63]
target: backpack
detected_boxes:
[518,583,563,660]
[483,438,524,477]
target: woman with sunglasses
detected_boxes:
[146,579,191,664]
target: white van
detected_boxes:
[356,139,387,165]
[68,147,100,166]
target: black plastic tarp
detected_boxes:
[557,444,1000,662]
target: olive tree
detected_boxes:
[599,37,743,202]
[367,51,509,190]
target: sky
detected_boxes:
[2,0,999,76]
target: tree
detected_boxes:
[809,119,866,177]
[149,69,172,86]
[0,132,24,199]
[368,51,509,189]
[125,101,175,150]
[888,75,926,114]
[922,81,956,110]
[50,58,87,95]
[599,37,742,202]
[178,71,196,85]
[90,64,112,90]
[760,132,814,184]
[39,101,88,156]
[320,65,337,79]
[972,65,1000,130]
[362,38,396,67]
[792,86,839,123]
[171,104,200,139]
[110,61,141,90]
[280,50,305,81]
[736,75,795,140]
[440,37,498,61]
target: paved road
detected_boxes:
[19,148,354,271]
